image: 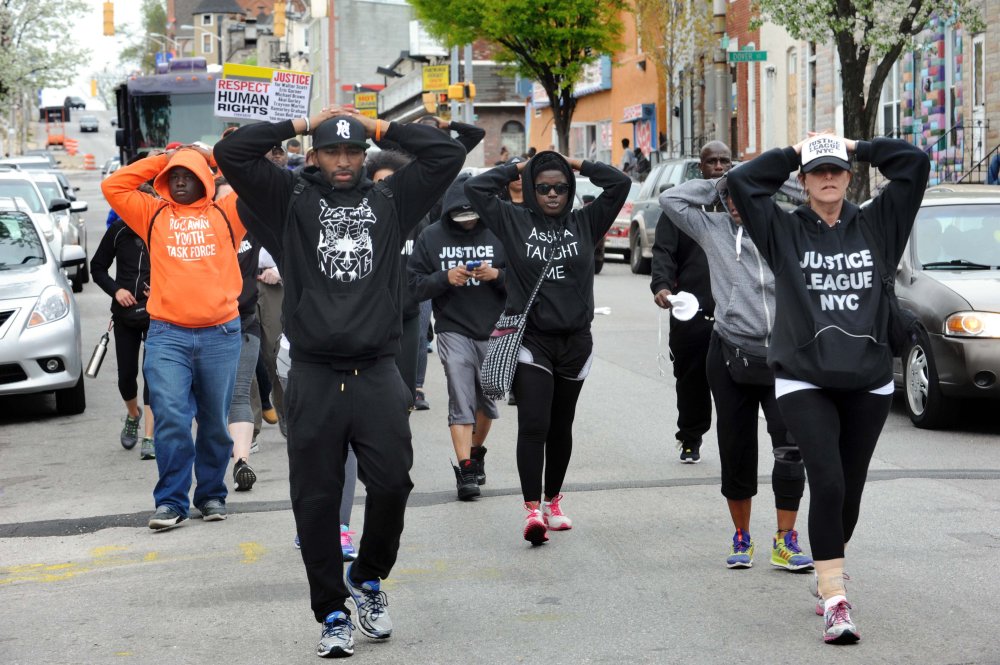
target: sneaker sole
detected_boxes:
[317,644,354,658]
[149,516,186,530]
[726,560,753,569]
[202,513,227,522]
[524,521,548,545]
[457,485,480,501]
[679,458,701,464]
[121,438,138,450]
[234,465,257,491]
[544,519,572,531]
[771,559,814,572]
[824,628,860,645]
[342,551,358,562]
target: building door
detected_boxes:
[786,48,798,144]
[972,33,986,163]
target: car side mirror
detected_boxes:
[658,183,673,194]
[70,201,88,213]
[60,244,86,268]
[48,197,71,213]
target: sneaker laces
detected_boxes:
[340,529,356,548]
[782,530,804,554]
[546,495,565,516]
[124,416,139,436]
[732,529,751,553]
[826,600,853,627]
[323,615,355,639]
[359,585,388,619]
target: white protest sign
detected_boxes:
[214,64,312,122]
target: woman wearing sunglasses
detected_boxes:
[465,151,631,544]
[727,135,929,644]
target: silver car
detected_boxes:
[27,171,88,291]
[0,209,87,414]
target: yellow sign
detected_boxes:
[354,92,378,109]
[422,65,450,92]
[358,109,378,118]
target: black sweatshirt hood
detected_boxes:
[522,151,576,220]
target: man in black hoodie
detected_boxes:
[408,174,506,501]
[214,107,464,659]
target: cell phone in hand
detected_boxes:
[466,261,482,271]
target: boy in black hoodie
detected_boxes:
[465,151,630,545]
[214,107,464,658]
[408,174,506,501]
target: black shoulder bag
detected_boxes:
[858,217,919,356]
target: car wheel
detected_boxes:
[55,374,86,415]
[903,329,953,429]
[629,228,651,275]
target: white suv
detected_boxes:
[0,171,76,287]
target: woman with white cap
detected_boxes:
[727,135,929,644]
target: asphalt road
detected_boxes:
[1,156,999,664]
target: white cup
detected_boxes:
[666,291,699,321]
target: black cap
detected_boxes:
[313,116,369,150]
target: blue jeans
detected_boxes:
[144,317,242,516]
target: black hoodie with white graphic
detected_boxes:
[408,175,506,340]
[464,152,631,334]
[727,138,930,391]
[215,119,465,366]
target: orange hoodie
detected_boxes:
[101,150,246,327]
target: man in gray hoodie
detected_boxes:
[659,174,812,573]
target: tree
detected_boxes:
[118,0,169,75]
[0,0,89,105]
[634,0,714,157]
[754,0,983,201]
[410,0,627,154]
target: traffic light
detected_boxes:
[91,78,98,97]
[103,2,114,36]
[273,2,286,38]
[447,82,476,101]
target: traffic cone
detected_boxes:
[83,154,96,170]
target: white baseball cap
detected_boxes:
[801,136,850,173]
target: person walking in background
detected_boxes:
[409,174,507,501]
[620,138,636,176]
[660,168,812,575]
[650,141,731,463]
[215,106,464,658]
[253,247,285,438]
[465,151,630,545]
[102,144,246,531]
[90,214,155,459]
[728,134,930,644]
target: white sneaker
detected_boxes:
[823,598,860,644]
[542,494,572,531]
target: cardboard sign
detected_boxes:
[214,65,312,122]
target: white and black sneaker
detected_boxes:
[344,564,392,639]
[678,440,701,464]
[233,459,257,491]
[148,505,186,530]
[317,610,355,658]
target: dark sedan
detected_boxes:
[893,184,1000,428]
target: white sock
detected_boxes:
[824,594,847,613]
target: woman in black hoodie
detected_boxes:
[728,135,929,645]
[465,151,630,545]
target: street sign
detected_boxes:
[728,51,767,62]
[422,64,450,92]
[354,91,378,119]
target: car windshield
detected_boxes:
[0,212,45,268]
[81,116,98,123]
[915,204,1000,269]
[34,181,62,206]
[0,180,44,213]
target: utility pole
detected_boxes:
[463,44,474,124]
[713,0,729,145]
[450,46,460,120]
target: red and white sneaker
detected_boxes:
[823,598,860,644]
[523,503,548,545]
[542,494,572,531]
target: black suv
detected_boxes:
[64,96,86,109]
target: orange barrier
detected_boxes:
[83,154,96,170]
[64,138,78,155]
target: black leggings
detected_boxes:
[512,364,584,503]
[113,321,148,404]
[777,388,892,560]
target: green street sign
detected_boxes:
[728,50,767,62]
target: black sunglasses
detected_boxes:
[535,183,570,195]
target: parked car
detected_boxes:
[601,181,642,263]
[64,96,86,109]
[0,209,87,414]
[0,158,78,201]
[572,176,639,274]
[78,115,99,132]
[23,149,59,168]
[0,173,75,289]
[27,172,88,290]
[887,184,1000,429]
[626,158,703,274]
[101,156,121,179]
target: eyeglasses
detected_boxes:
[535,183,570,195]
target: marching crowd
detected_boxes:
[96,106,929,657]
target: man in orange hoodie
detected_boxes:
[102,145,246,530]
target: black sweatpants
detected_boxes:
[512,331,591,503]
[777,387,891,560]
[669,318,713,445]
[285,357,414,622]
[705,333,804,510]
[112,320,148,405]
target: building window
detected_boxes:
[202,14,213,26]
[881,62,900,136]
[202,33,213,54]
[500,120,525,158]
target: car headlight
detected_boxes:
[27,285,71,328]
[943,311,1000,338]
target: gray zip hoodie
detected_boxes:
[659,177,773,355]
